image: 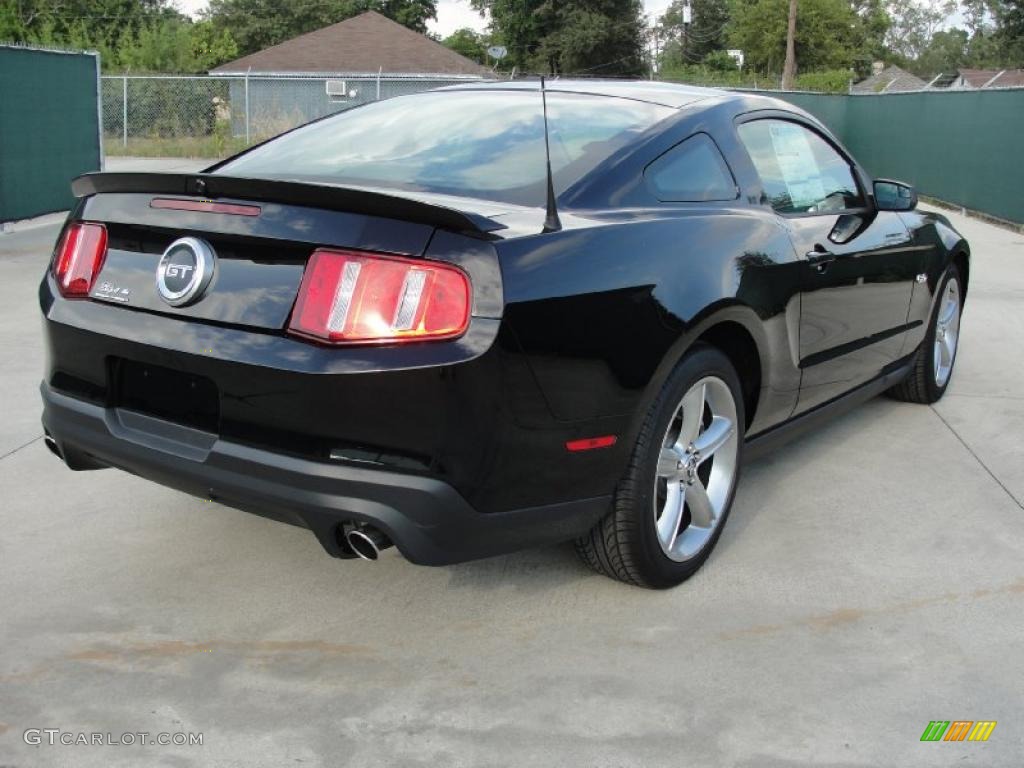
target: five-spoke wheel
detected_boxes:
[933,276,961,388]
[889,263,964,404]
[576,345,744,588]
[654,376,738,562]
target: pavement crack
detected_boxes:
[0,434,42,462]
[930,406,1024,511]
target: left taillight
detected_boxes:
[52,222,108,298]
[288,248,471,345]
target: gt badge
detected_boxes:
[157,237,216,306]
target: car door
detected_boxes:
[736,117,923,413]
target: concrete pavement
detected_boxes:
[0,205,1022,767]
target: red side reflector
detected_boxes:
[52,222,108,298]
[565,436,618,452]
[151,198,261,217]
[288,248,471,345]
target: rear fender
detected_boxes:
[620,302,782,452]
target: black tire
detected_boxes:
[888,263,962,404]
[575,345,745,589]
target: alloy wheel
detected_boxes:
[653,376,739,562]
[933,277,961,387]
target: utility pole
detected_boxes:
[650,26,660,80]
[782,0,798,90]
[680,2,692,65]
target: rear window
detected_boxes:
[215,90,674,206]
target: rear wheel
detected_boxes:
[888,264,962,404]
[575,345,744,588]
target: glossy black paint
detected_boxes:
[40,82,969,564]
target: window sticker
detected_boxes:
[768,122,826,210]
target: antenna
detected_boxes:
[540,76,562,233]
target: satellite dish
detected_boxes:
[486,46,508,60]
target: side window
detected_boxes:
[645,133,737,202]
[736,119,864,215]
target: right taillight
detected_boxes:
[288,248,471,345]
[52,222,108,298]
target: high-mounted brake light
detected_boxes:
[52,222,108,298]
[288,249,471,345]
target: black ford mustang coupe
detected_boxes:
[40,81,968,588]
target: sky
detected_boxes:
[174,0,678,34]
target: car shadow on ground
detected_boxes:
[29,391,906,604]
[399,395,903,592]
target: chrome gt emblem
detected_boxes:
[157,237,216,306]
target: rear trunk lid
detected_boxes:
[71,172,507,332]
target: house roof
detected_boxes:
[954,68,1024,88]
[851,65,927,93]
[210,11,489,76]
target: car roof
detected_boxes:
[437,79,734,109]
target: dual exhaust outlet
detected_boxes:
[46,428,393,563]
[43,434,62,459]
[45,427,393,563]
[342,524,393,561]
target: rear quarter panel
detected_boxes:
[496,206,804,443]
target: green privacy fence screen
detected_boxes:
[778,89,1024,225]
[0,45,102,223]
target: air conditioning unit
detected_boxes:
[326,79,357,101]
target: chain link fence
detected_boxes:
[103,71,850,160]
[102,73,487,158]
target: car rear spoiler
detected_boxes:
[71,172,507,235]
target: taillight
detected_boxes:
[52,222,108,298]
[288,249,471,345]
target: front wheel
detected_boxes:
[575,345,744,589]
[888,263,963,404]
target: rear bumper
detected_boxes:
[41,383,609,566]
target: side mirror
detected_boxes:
[873,179,917,211]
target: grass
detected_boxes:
[104,134,253,159]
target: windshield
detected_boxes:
[215,90,675,206]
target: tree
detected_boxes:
[702,49,739,70]
[117,17,197,71]
[729,0,860,75]
[469,0,542,69]
[377,0,436,33]
[189,19,240,71]
[849,0,890,76]
[443,27,489,63]
[203,0,437,58]
[884,0,956,61]
[995,0,1024,63]
[535,0,646,75]
[782,0,798,88]
[472,0,645,75]
[957,0,999,66]
[913,26,969,74]
[1,0,183,50]
[0,2,27,42]
[658,0,729,67]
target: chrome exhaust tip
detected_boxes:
[43,435,62,460]
[345,526,393,561]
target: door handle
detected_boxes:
[806,249,837,270]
